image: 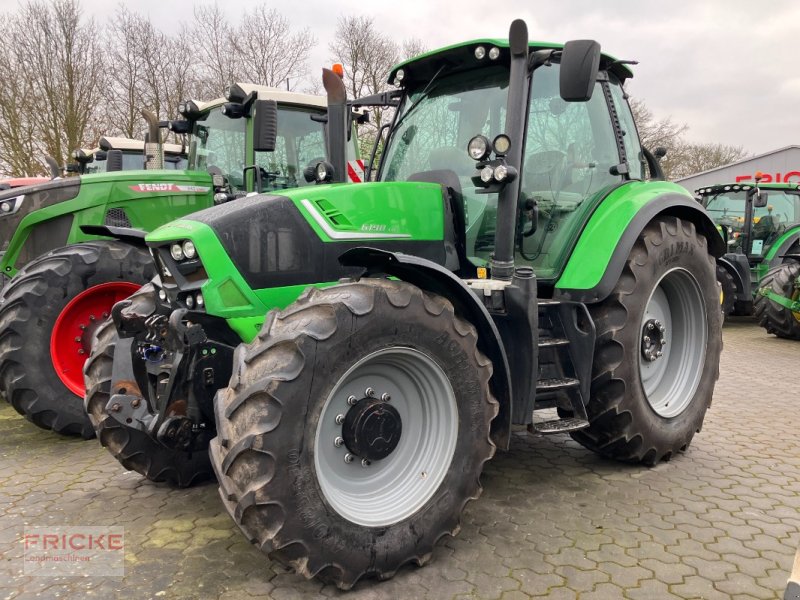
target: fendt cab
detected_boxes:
[71,137,188,175]
[86,20,723,589]
[696,179,800,316]
[0,84,352,437]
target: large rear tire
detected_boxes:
[210,279,497,589]
[0,241,153,437]
[570,216,722,465]
[83,285,214,487]
[754,261,800,340]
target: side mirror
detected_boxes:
[654,147,667,159]
[253,99,278,153]
[94,150,108,161]
[106,149,124,172]
[754,191,768,208]
[559,40,601,102]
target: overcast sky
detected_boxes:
[2,0,798,155]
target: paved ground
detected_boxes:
[1,317,799,599]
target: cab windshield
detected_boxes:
[378,61,623,279]
[189,109,247,191]
[703,189,800,254]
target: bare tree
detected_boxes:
[329,16,428,157]
[0,33,41,175]
[669,143,750,180]
[191,4,239,99]
[11,0,105,167]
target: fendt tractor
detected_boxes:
[696,179,800,317]
[0,84,356,437]
[85,20,723,589]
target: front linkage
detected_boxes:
[105,291,235,452]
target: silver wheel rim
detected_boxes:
[314,347,458,527]
[639,267,707,418]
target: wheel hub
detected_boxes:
[342,396,402,461]
[641,318,667,362]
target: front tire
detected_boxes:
[84,285,214,486]
[754,261,800,340]
[570,216,722,465]
[211,279,497,589]
[0,241,153,437]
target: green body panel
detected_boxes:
[1,170,214,277]
[146,181,448,342]
[279,181,445,242]
[555,181,693,291]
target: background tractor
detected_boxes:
[70,137,188,175]
[85,20,723,589]
[0,84,357,438]
[696,180,800,316]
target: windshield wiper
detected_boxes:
[391,64,447,133]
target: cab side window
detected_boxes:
[607,78,644,180]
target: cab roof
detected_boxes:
[98,137,185,155]
[696,182,800,195]
[389,39,633,86]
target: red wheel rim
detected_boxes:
[50,281,142,397]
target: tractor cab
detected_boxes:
[697,181,800,313]
[69,138,188,175]
[359,37,640,282]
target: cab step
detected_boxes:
[538,337,569,348]
[536,377,579,392]
[528,417,589,435]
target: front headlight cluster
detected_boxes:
[170,240,198,262]
[0,195,23,217]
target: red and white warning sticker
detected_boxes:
[346,160,365,183]
[128,183,211,193]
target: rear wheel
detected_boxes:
[754,261,800,340]
[83,286,214,486]
[0,241,153,437]
[211,279,497,589]
[570,216,722,465]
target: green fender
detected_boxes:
[554,181,725,303]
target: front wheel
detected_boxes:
[570,216,722,465]
[754,261,800,340]
[210,279,497,589]
[0,241,153,437]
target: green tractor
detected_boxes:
[85,20,723,589]
[0,84,353,437]
[696,180,800,317]
[70,136,189,175]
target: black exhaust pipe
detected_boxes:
[322,67,348,183]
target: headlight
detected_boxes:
[488,46,500,60]
[316,162,329,182]
[474,46,486,60]
[170,243,184,261]
[182,240,196,259]
[158,289,167,301]
[492,134,511,156]
[480,166,494,183]
[468,135,491,161]
[0,202,11,213]
[494,164,508,181]
[196,293,204,308]
[185,294,195,309]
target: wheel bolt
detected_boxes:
[131,399,140,408]
[334,436,344,447]
[381,393,391,402]
[78,349,85,355]
[344,453,354,464]
[662,339,667,346]
[659,324,666,333]
[648,323,654,330]
[74,336,81,342]
[102,312,109,318]
[89,315,96,321]
[643,335,650,344]
[335,414,345,425]
[111,403,121,412]
[347,395,358,406]
[365,387,375,397]
[361,459,371,468]
[656,350,663,358]
[79,325,86,330]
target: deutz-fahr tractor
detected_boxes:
[0,84,353,437]
[86,20,723,589]
[696,179,800,317]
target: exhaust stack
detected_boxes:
[141,109,164,170]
